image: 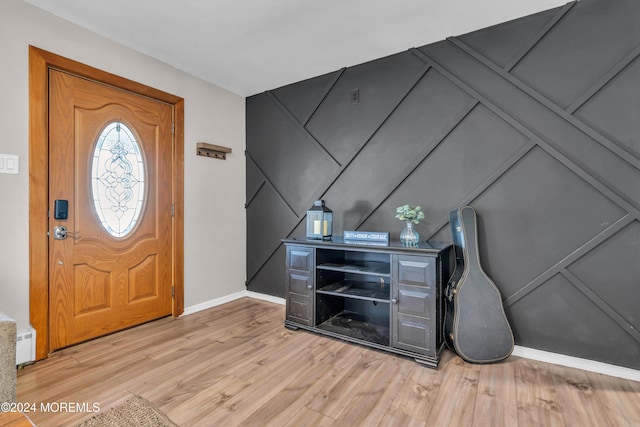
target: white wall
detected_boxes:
[0,0,246,332]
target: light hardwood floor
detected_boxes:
[16,298,640,426]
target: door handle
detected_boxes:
[53,225,68,240]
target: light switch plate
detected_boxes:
[0,153,19,174]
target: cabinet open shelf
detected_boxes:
[316,261,390,277]
[316,310,390,346]
[316,280,390,302]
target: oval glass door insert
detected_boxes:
[91,122,146,238]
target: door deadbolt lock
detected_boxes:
[53,225,68,240]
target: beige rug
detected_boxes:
[76,396,178,427]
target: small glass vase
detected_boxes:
[400,221,420,247]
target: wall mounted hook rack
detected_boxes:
[196,142,232,160]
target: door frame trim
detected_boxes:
[29,46,185,360]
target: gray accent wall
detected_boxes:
[246,0,640,369]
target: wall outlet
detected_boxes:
[0,153,19,174]
[351,88,359,104]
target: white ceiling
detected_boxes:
[23,0,566,97]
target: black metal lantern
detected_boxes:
[306,200,333,240]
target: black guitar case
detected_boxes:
[444,206,514,363]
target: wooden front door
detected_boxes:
[48,69,173,350]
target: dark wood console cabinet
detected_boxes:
[283,238,451,368]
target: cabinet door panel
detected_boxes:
[289,273,311,295]
[397,256,434,288]
[290,249,313,271]
[392,254,436,355]
[287,293,313,326]
[286,246,314,325]
[395,314,432,354]
[398,286,431,319]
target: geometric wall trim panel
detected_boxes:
[246,94,341,216]
[472,147,626,300]
[272,69,343,125]
[510,0,640,109]
[247,0,640,369]
[566,221,640,334]
[320,68,477,234]
[247,183,299,281]
[574,56,640,160]
[458,6,562,70]
[246,155,266,205]
[506,274,640,369]
[248,245,286,298]
[361,103,531,240]
[305,51,427,167]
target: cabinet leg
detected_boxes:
[414,357,438,368]
[284,321,300,331]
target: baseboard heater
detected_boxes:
[16,328,35,365]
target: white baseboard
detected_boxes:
[244,291,285,305]
[182,290,248,315]
[184,290,640,382]
[181,290,285,316]
[512,345,640,382]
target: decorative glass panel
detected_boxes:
[91,122,145,238]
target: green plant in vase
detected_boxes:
[395,204,424,246]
